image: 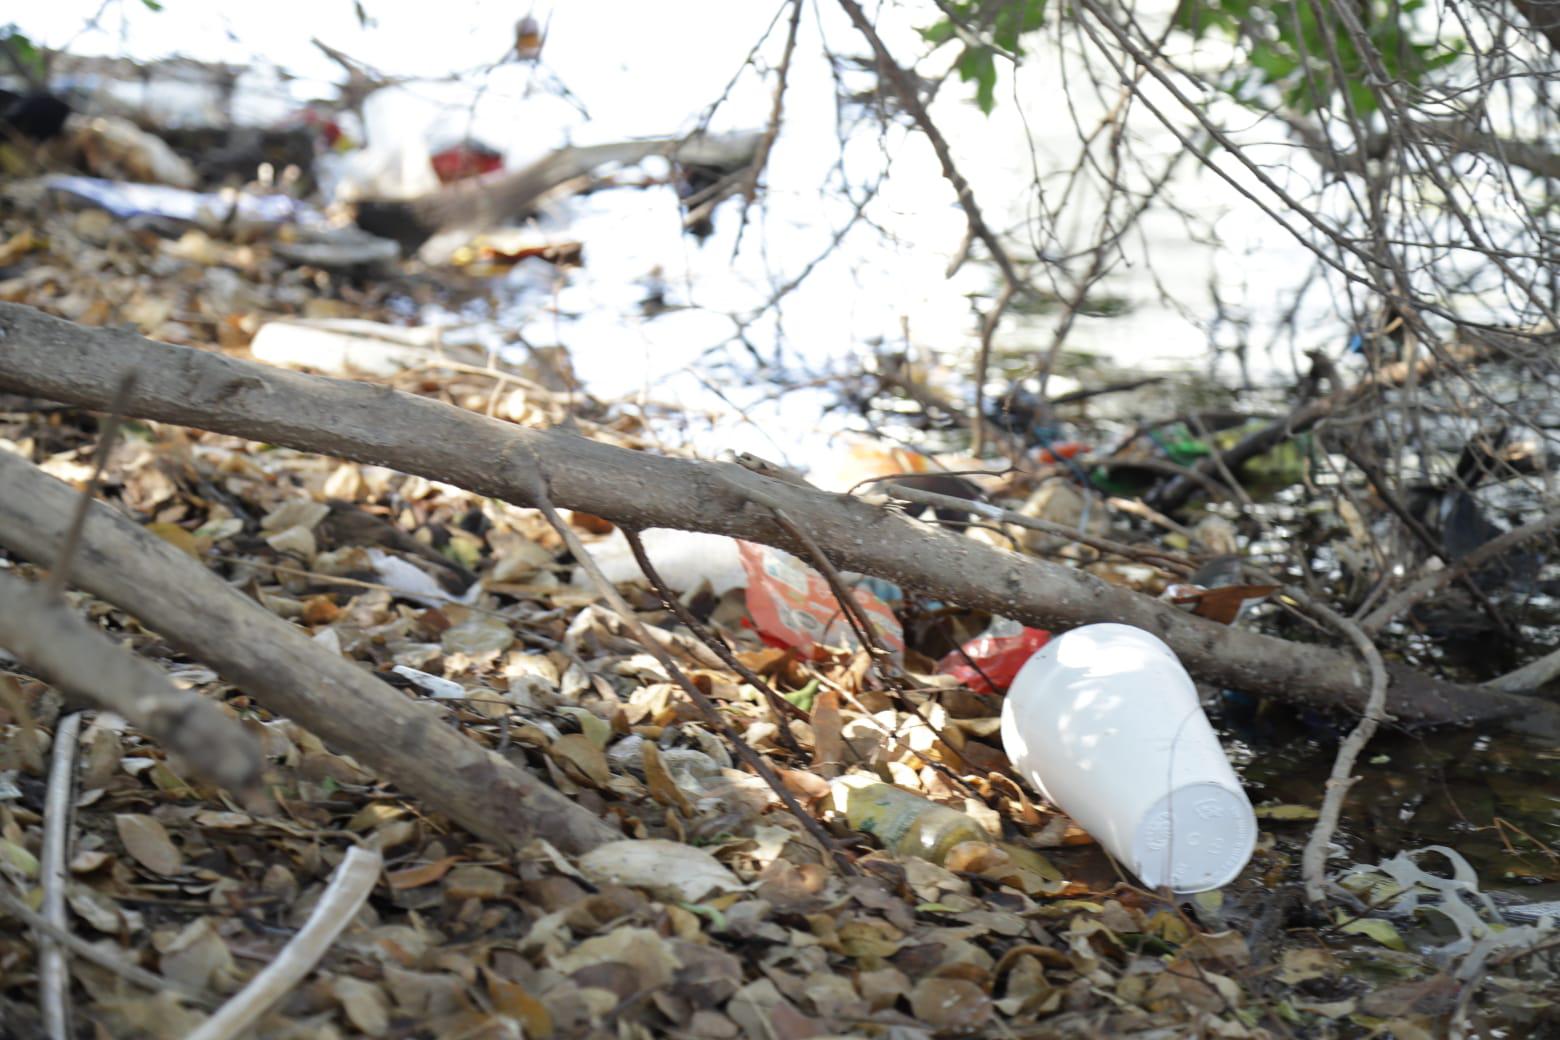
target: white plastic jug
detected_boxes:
[1000,623,1256,893]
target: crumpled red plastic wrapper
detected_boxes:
[737,541,903,660]
[937,617,1051,694]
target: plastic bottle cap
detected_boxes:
[1132,782,1257,893]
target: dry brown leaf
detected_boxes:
[1181,929,1251,970]
[775,766,830,804]
[67,884,132,933]
[858,965,910,1011]
[909,977,993,1032]
[144,521,206,559]
[810,687,844,778]
[387,855,460,890]
[445,864,511,900]
[347,802,408,832]
[578,839,743,902]
[114,813,184,876]
[1360,973,1460,1017]
[642,742,693,815]
[382,963,466,1017]
[484,967,553,1037]
[548,733,612,788]
[158,917,238,992]
[551,926,680,992]
[333,975,391,1037]
[1276,947,1337,984]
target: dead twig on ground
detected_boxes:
[1297,597,1389,905]
[38,709,81,1040]
[518,457,857,874]
[0,890,217,1008]
[185,846,381,1040]
[622,527,810,750]
[0,449,619,855]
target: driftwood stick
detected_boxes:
[185,846,381,1040]
[0,570,264,795]
[1485,645,1560,696]
[1,303,1556,737]
[44,374,136,597]
[359,132,762,251]
[0,451,618,855]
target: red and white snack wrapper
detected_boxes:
[737,541,903,659]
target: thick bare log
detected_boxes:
[1,303,1556,737]
[0,446,620,854]
[0,569,263,795]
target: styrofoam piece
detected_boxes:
[1000,623,1256,893]
[250,320,440,377]
[574,528,747,597]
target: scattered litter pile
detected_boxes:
[0,69,1556,1040]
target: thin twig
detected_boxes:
[878,482,1196,575]
[1362,511,1560,635]
[761,504,901,684]
[1297,598,1389,905]
[622,527,810,750]
[185,846,382,1040]
[39,710,83,1040]
[1340,442,1514,640]
[835,0,1028,455]
[734,0,804,251]
[0,890,217,1008]
[0,571,264,795]
[971,281,1016,455]
[46,374,136,598]
[517,455,857,874]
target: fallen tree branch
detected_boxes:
[1,304,1556,737]
[0,570,264,796]
[1485,645,1560,696]
[0,449,619,855]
